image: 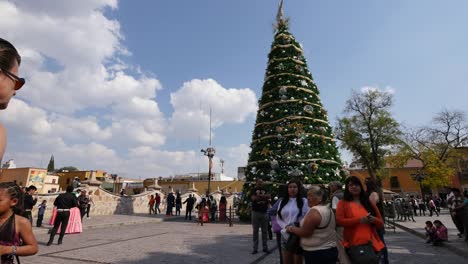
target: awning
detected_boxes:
[383,189,396,194]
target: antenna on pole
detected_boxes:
[198,101,201,180]
[209,106,212,147]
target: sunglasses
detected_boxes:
[1,68,25,90]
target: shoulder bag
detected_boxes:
[284,206,302,251]
[345,201,379,264]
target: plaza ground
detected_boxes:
[20,212,467,264]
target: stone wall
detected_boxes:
[30,186,239,220]
[31,186,165,220]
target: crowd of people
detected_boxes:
[147,192,230,223]
[252,177,391,264]
[383,187,468,245]
[251,176,468,263]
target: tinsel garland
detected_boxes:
[275,33,293,40]
[268,57,305,65]
[252,132,334,143]
[271,43,303,53]
[265,72,313,82]
[255,116,329,127]
[247,158,340,166]
[262,86,317,97]
[258,100,323,111]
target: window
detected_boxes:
[390,176,400,189]
[52,179,56,184]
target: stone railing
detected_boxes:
[30,186,165,220]
[30,185,239,220]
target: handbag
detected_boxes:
[284,221,300,251]
[344,202,379,264]
[347,242,378,264]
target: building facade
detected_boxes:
[350,156,467,198]
[56,170,107,191]
[0,167,60,194]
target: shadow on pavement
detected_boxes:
[113,232,277,264]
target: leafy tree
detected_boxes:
[56,166,79,172]
[239,4,344,220]
[336,88,401,181]
[391,110,468,188]
[47,155,55,173]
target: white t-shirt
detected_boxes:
[276,197,309,240]
[332,196,339,210]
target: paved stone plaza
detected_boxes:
[19,214,467,264]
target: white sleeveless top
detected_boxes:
[300,205,337,251]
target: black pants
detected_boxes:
[36,214,44,227]
[211,210,216,221]
[86,204,91,218]
[429,207,439,216]
[23,211,33,225]
[453,211,465,234]
[419,204,426,216]
[303,247,338,264]
[185,207,193,220]
[166,205,173,216]
[49,211,70,243]
[79,207,87,220]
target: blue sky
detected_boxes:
[1,0,467,179]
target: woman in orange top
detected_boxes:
[148,195,156,215]
[336,176,385,258]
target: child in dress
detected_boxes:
[36,200,47,227]
[0,182,38,263]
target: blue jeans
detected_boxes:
[302,247,338,264]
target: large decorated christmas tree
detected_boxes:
[239,1,344,220]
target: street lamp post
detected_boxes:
[201,147,216,196]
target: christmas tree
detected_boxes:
[239,1,344,220]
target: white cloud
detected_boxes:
[0,1,255,179]
[360,86,396,95]
[169,79,257,140]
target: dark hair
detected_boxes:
[344,176,376,216]
[220,196,227,204]
[0,182,24,215]
[28,185,37,191]
[0,38,21,70]
[433,220,444,226]
[425,221,433,226]
[278,179,304,220]
[66,185,74,193]
[365,178,378,194]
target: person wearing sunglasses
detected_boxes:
[0,38,38,261]
[0,38,24,161]
[0,38,24,110]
